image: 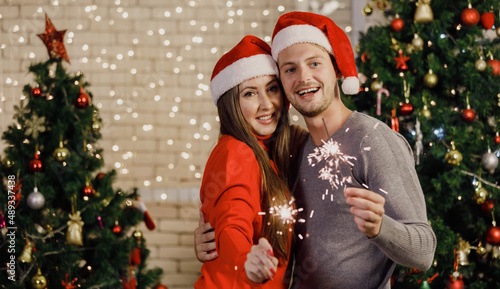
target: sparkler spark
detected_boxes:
[307,139,357,190]
[268,197,303,225]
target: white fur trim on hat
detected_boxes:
[271,24,333,62]
[210,54,278,105]
[341,77,360,95]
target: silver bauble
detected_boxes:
[27,187,45,210]
[482,150,499,173]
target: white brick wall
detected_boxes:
[1,1,355,287]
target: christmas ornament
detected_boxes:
[25,113,46,139]
[152,285,169,289]
[482,147,498,173]
[131,247,142,266]
[414,0,433,23]
[31,268,48,289]
[393,49,409,70]
[376,87,389,116]
[423,69,438,88]
[446,275,464,289]
[53,139,70,162]
[445,142,462,166]
[361,51,369,63]
[135,197,156,230]
[362,4,373,16]
[419,281,431,289]
[31,87,42,98]
[371,80,382,92]
[113,220,123,235]
[122,266,137,289]
[1,156,14,168]
[391,109,399,132]
[411,34,424,51]
[421,105,431,118]
[473,182,488,204]
[75,87,91,109]
[390,15,404,32]
[481,199,495,216]
[29,153,43,173]
[461,93,475,123]
[475,56,487,71]
[457,239,470,266]
[61,273,78,289]
[480,12,495,30]
[460,4,480,26]
[82,183,96,198]
[92,110,101,132]
[38,13,70,63]
[18,238,34,263]
[486,225,500,246]
[400,102,414,116]
[27,187,45,210]
[495,132,500,144]
[487,58,500,76]
[67,210,84,246]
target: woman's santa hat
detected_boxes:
[271,11,360,95]
[210,35,279,105]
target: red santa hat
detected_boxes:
[271,11,359,95]
[210,35,279,105]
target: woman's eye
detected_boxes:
[268,85,279,93]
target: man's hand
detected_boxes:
[245,238,278,283]
[194,209,218,262]
[344,187,385,238]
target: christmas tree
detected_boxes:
[0,15,164,289]
[354,0,500,288]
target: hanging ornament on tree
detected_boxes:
[362,4,373,16]
[482,147,499,174]
[27,186,45,210]
[390,14,404,32]
[81,177,96,199]
[399,80,413,116]
[446,275,465,289]
[445,141,462,166]
[480,11,495,30]
[411,34,424,51]
[61,273,78,289]
[91,109,101,133]
[113,220,123,235]
[421,105,431,118]
[485,220,500,246]
[481,199,495,216]
[371,80,382,92]
[495,132,500,145]
[53,137,70,162]
[2,156,15,169]
[423,69,438,88]
[391,108,399,132]
[376,87,389,116]
[31,86,42,98]
[473,181,488,204]
[487,58,500,76]
[461,93,475,123]
[67,196,84,246]
[75,87,91,109]
[475,56,487,71]
[29,153,43,173]
[18,238,34,263]
[393,49,409,70]
[25,113,46,139]
[460,2,480,26]
[414,0,433,23]
[37,13,70,63]
[131,229,143,266]
[31,268,48,289]
[457,238,470,266]
[122,266,137,289]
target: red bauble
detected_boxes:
[361,51,369,63]
[446,278,465,289]
[495,134,500,145]
[390,17,404,32]
[487,59,500,76]
[481,199,495,216]
[480,12,495,29]
[485,226,500,246]
[400,103,414,116]
[113,223,123,235]
[152,285,168,289]
[95,172,106,181]
[75,87,91,109]
[31,87,42,98]
[461,108,476,123]
[131,247,142,265]
[29,154,43,173]
[460,7,480,26]
[82,185,95,197]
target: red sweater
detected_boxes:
[194,134,290,289]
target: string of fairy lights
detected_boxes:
[0,0,350,191]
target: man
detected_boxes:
[195,11,436,289]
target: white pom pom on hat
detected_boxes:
[271,11,360,95]
[210,35,279,105]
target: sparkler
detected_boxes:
[269,197,304,225]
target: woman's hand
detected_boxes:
[245,238,278,283]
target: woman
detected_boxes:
[194,35,306,288]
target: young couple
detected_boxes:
[194,11,436,289]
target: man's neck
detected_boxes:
[304,99,353,146]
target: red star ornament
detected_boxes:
[393,49,409,70]
[37,14,70,63]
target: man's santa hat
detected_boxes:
[210,35,279,105]
[271,11,360,95]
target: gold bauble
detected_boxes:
[474,186,488,204]
[18,239,33,263]
[92,120,101,132]
[423,70,438,88]
[476,244,487,256]
[1,156,14,168]
[414,0,434,23]
[371,80,382,92]
[475,58,487,71]
[53,140,70,162]
[445,149,462,166]
[421,105,432,118]
[363,4,373,16]
[411,34,424,50]
[31,268,47,289]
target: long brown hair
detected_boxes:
[216,80,292,262]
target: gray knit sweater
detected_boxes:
[289,112,436,289]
